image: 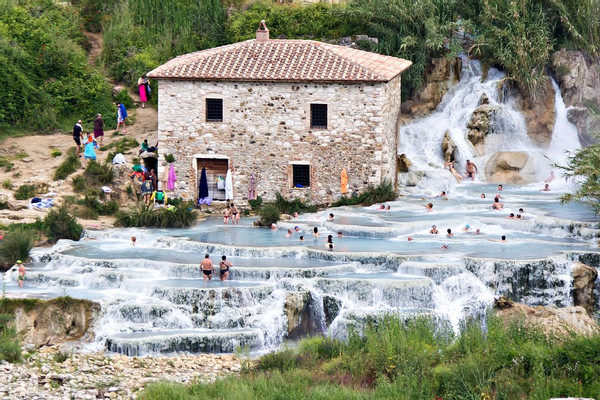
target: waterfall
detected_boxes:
[548,78,581,163]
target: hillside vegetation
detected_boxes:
[2,0,599,132]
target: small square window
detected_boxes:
[206,98,223,122]
[292,164,310,188]
[310,104,327,129]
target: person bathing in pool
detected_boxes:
[200,254,214,282]
[219,255,232,281]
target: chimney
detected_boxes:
[256,20,269,42]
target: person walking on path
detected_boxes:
[116,102,128,133]
[137,74,150,108]
[72,119,84,158]
[200,254,214,282]
[93,113,105,146]
[16,260,26,287]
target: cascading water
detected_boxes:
[2,62,595,356]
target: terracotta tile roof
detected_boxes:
[147,39,411,83]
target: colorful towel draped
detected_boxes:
[341,168,348,194]
[167,164,177,190]
[248,173,257,200]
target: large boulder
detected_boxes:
[441,130,457,162]
[572,262,598,315]
[484,151,539,184]
[397,153,412,173]
[551,49,600,144]
[514,77,556,147]
[467,94,501,155]
[494,297,599,339]
[401,57,461,118]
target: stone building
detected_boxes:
[148,23,411,204]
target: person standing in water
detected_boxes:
[200,254,214,282]
[230,203,240,224]
[16,260,26,287]
[464,160,478,181]
[219,255,232,281]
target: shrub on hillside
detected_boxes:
[54,148,80,181]
[115,203,197,228]
[13,185,36,201]
[258,204,281,227]
[333,180,396,207]
[43,205,83,242]
[0,229,33,266]
[0,314,21,363]
[84,161,114,185]
[274,192,317,215]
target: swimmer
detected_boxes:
[464,159,478,181]
[492,198,504,210]
[441,244,449,250]
[131,236,136,246]
[285,229,293,238]
[545,171,556,183]
[462,224,471,232]
[222,205,231,224]
[438,191,448,199]
[337,231,343,238]
[444,161,463,183]
[424,203,434,212]
[313,227,320,237]
[200,254,214,282]
[540,183,550,191]
[386,205,391,211]
[379,204,386,210]
[230,203,240,224]
[507,213,515,219]
[446,228,454,237]
[430,225,439,234]
[489,235,508,243]
[516,214,522,219]
[407,236,414,241]
[518,208,524,214]
[219,255,232,281]
[475,228,481,234]
[293,212,299,218]
[294,226,301,233]
[299,235,305,242]
[480,193,486,199]
[328,213,334,221]
[326,235,334,250]
[271,223,278,230]
[497,184,503,191]
[327,243,334,250]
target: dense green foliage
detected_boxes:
[0,312,20,363]
[0,228,33,266]
[333,180,396,207]
[557,143,600,215]
[0,0,114,133]
[115,203,197,228]
[257,203,281,227]
[13,184,36,200]
[141,315,600,400]
[43,204,84,242]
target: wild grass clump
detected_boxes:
[0,228,33,266]
[51,149,62,157]
[140,315,600,400]
[43,205,83,242]
[84,161,114,185]
[274,192,317,214]
[54,148,79,181]
[115,203,197,228]
[248,195,262,210]
[333,180,396,207]
[0,313,21,363]
[13,184,36,201]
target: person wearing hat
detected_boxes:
[72,119,84,158]
[16,260,26,287]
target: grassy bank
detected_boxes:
[140,315,600,400]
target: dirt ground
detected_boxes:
[0,103,158,228]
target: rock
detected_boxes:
[396,153,412,173]
[279,214,293,221]
[284,292,309,335]
[514,77,556,147]
[572,262,597,315]
[484,151,539,184]
[285,291,324,339]
[323,295,341,326]
[20,157,33,163]
[494,296,599,339]
[467,99,500,156]
[441,130,456,162]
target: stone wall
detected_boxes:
[156,79,401,203]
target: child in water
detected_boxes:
[131,236,137,246]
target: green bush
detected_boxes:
[1,180,11,189]
[43,204,83,242]
[84,161,114,185]
[0,228,33,266]
[164,154,175,163]
[114,88,134,110]
[115,203,197,228]
[13,184,36,201]
[258,204,281,227]
[0,314,21,363]
[274,192,317,214]
[54,148,80,181]
[51,149,62,157]
[333,180,396,207]
[72,176,86,192]
[248,195,263,210]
